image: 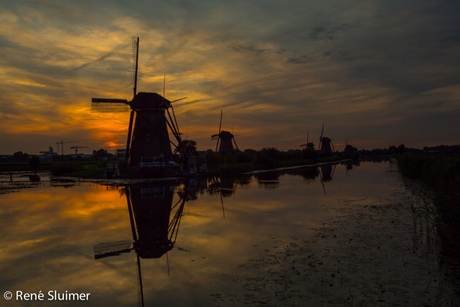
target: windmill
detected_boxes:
[343,138,359,160]
[211,110,239,153]
[91,37,186,169]
[300,132,314,149]
[318,123,334,155]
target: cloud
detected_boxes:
[0,0,459,154]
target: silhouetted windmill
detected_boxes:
[300,132,315,151]
[318,123,334,155]
[91,37,186,169]
[211,110,239,153]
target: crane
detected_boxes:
[70,146,89,154]
[55,140,77,156]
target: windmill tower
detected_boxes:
[211,110,239,154]
[91,37,185,168]
[318,123,334,156]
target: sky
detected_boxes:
[1,0,459,155]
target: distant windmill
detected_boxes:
[300,132,315,151]
[211,110,239,153]
[91,37,186,168]
[318,123,334,155]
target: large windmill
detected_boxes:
[91,37,186,169]
[318,123,334,156]
[211,110,239,154]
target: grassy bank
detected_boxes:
[396,152,460,259]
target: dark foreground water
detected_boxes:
[0,162,458,306]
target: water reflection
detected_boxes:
[254,172,280,189]
[94,185,187,260]
[93,183,188,306]
[3,161,458,305]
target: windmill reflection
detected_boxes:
[301,166,320,182]
[298,164,338,196]
[94,184,186,259]
[208,176,236,198]
[206,175,251,218]
[207,176,235,218]
[93,183,187,307]
[127,185,186,258]
[319,164,336,183]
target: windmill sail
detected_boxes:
[90,36,186,170]
[91,99,130,112]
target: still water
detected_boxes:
[0,162,457,306]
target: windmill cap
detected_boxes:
[131,92,171,109]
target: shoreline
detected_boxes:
[210,171,458,305]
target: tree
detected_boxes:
[13,151,29,162]
[175,139,198,156]
[397,144,406,154]
[93,148,112,160]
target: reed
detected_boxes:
[396,152,460,262]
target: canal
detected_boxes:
[0,161,458,306]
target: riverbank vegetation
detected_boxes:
[205,148,346,175]
[396,151,460,261]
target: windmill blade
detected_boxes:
[318,167,326,196]
[125,110,135,163]
[132,36,139,99]
[320,123,324,139]
[93,240,133,259]
[136,254,145,307]
[91,101,130,113]
[218,110,223,134]
[300,144,307,147]
[215,110,223,152]
[220,191,225,219]
[233,137,239,151]
[92,98,129,103]
[211,134,219,140]
[171,97,187,103]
